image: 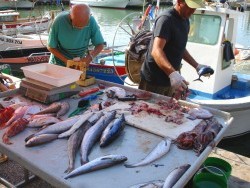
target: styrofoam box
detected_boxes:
[21,63,82,87]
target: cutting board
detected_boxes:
[105,101,202,139]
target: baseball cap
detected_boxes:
[185,0,205,8]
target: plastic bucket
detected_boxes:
[203,157,232,179]
[193,170,228,188]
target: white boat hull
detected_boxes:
[0,33,48,51]
[0,0,35,9]
[70,0,129,8]
[127,0,145,7]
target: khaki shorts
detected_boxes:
[138,79,175,97]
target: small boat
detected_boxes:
[0,0,35,10]
[0,49,127,84]
[124,6,250,138]
[0,9,51,36]
[0,33,48,51]
[70,0,130,9]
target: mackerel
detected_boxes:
[58,112,93,138]
[25,134,58,147]
[64,155,127,179]
[163,164,190,188]
[100,113,126,147]
[125,138,171,168]
[65,112,104,173]
[80,111,116,164]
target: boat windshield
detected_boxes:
[188,14,221,45]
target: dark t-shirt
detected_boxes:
[141,8,190,86]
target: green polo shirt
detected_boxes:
[48,11,105,66]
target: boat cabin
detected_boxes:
[0,10,19,22]
[181,8,247,100]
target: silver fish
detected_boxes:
[64,155,127,179]
[80,111,116,164]
[24,115,81,142]
[27,116,60,128]
[56,101,70,118]
[58,112,94,138]
[35,102,61,115]
[125,138,171,168]
[129,180,164,188]
[163,164,191,188]
[65,112,104,173]
[25,134,58,147]
[100,113,126,147]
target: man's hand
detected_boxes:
[169,71,188,92]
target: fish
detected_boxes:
[80,111,116,164]
[0,105,29,129]
[129,180,164,188]
[193,67,214,82]
[65,112,104,173]
[187,108,213,120]
[0,107,15,127]
[27,116,61,128]
[105,86,127,98]
[35,102,61,115]
[25,134,58,147]
[125,138,171,168]
[56,101,70,118]
[64,155,127,179]
[2,118,29,144]
[24,115,81,142]
[58,112,94,138]
[163,164,190,188]
[100,113,126,147]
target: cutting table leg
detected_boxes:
[15,168,36,188]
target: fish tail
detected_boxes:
[3,133,12,145]
[193,78,203,82]
[64,167,73,174]
[81,159,88,165]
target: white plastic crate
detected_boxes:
[21,63,82,87]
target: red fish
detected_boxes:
[2,118,29,145]
[0,107,15,127]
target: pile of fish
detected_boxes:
[0,85,224,187]
[174,117,222,154]
[0,101,70,144]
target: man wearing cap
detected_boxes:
[139,0,210,99]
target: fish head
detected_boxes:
[198,67,214,77]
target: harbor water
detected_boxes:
[19,5,250,48]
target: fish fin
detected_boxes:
[193,78,203,82]
[124,164,136,168]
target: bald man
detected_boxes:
[47,4,105,67]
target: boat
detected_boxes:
[123,5,250,138]
[0,32,48,51]
[0,49,127,84]
[0,9,51,36]
[69,0,130,9]
[0,0,36,10]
